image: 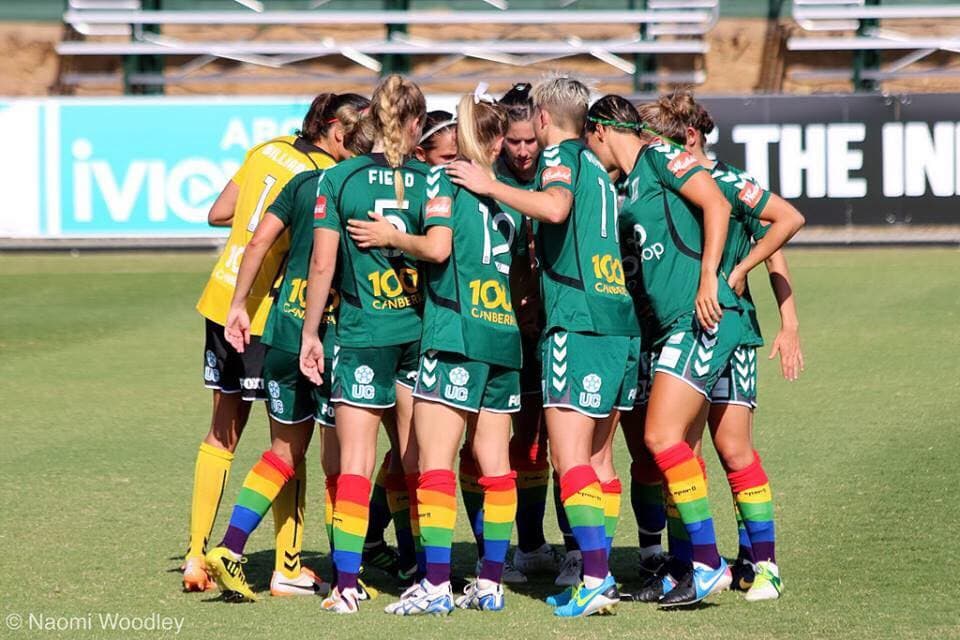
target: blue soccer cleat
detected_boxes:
[553,575,620,617]
[658,558,730,608]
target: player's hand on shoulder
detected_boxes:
[447,160,495,196]
[347,212,397,250]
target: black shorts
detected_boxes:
[202,318,268,401]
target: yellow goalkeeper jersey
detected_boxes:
[197,135,335,334]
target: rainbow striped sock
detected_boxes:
[405,473,426,576]
[553,471,579,553]
[665,492,692,563]
[654,444,720,568]
[514,459,550,553]
[560,466,607,580]
[385,472,416,571]
[629,459,665,558]
[458,448,485,560]
[600,478,622,557]
[478,473,518,583]
[221,451,294,556]
[332,474,371,590]
[366,453,392,546]
[728,451,776,563]
[734,501,755,563]
[418,469,457,586]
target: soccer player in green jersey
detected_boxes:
[201,94,370,603]
[299,75,430,614]
[640,93,805,602]
[448,77,640,618]
[349,86,524,615]
[585,94,738,608]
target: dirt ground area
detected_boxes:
[1,18,957,97]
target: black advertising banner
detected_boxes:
[683,94,960,226]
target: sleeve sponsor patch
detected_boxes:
[667,152,698,178]
[314,195,327,219]
[541,165,572,186]
[738,182,764,208]
[426,196,452,219]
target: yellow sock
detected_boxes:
[273,460,307,578]
[187,442,233,559]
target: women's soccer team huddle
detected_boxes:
[186,74,805,618]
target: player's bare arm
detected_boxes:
[207,180,240,227]
[679,171,731,328]
[728,194,805,295]
[299,227,339,385]
[446,159,573,224]
[347,213,452,263]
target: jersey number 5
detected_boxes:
[373,198,410,257]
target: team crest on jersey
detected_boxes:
[667,152,698,178]
[314,195,327,219]
[426,196,452,219]
[541,166,572,185]
[738,182,764,208]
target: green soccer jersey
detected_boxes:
[618,141,741,345]
[419,165,524,369]
[313,153,430,348]
[534,139,640,337]
[711,159,772,347]
[261,170,338,356]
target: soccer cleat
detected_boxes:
[386,579,455,616]
[745,561,782,601]
[204,547,257,602]
[554,550,583,587]
[657,558,730,608]
[269,567,331,597]
[384,582,421,614]
[731,556,756,591]
[363,541,401,576]
[513,544,563,575]
[321,587,360,614]
[182,556,216,592]
[455,580,505,611]
[545,585,575,607]
[553,576,620,617]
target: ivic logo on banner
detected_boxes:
[51,99,311,236]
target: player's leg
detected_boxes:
[710,400,781,601]
[394,357,425,582]
[645,311,743,607]
[184,321,253,591]
[320,422,340,585]
[511,353,559,579]
[458,444,486,568]
[205,416,312,602]
[456,367,521,611]
[362,449,399,575]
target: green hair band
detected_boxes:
[587,115,644,131]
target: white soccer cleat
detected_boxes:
[269,567,330,597]
[386,579,454,616]
[513,543,563,575]
[555,550,583,587]
[745,561,782,601]
[320,586,360,614]
[455,579,505,611]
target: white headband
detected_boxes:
[419,116,457,144]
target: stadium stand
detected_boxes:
[54,0,718,94]
[787,0,960,89]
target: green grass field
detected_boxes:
[1,248,958,640]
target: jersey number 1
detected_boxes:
[247,174,278,232]
[597,177,618,238]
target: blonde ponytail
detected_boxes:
[456,94,508,176]
[370,74,427,202]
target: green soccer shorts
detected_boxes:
[330,341,420,409]
[412,350,521,414]
[541,330,641,418]
[652,311,743,399]
[263,347,334,427]
[709,345,758,408]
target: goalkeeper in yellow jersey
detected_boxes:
[184,93,360,594]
